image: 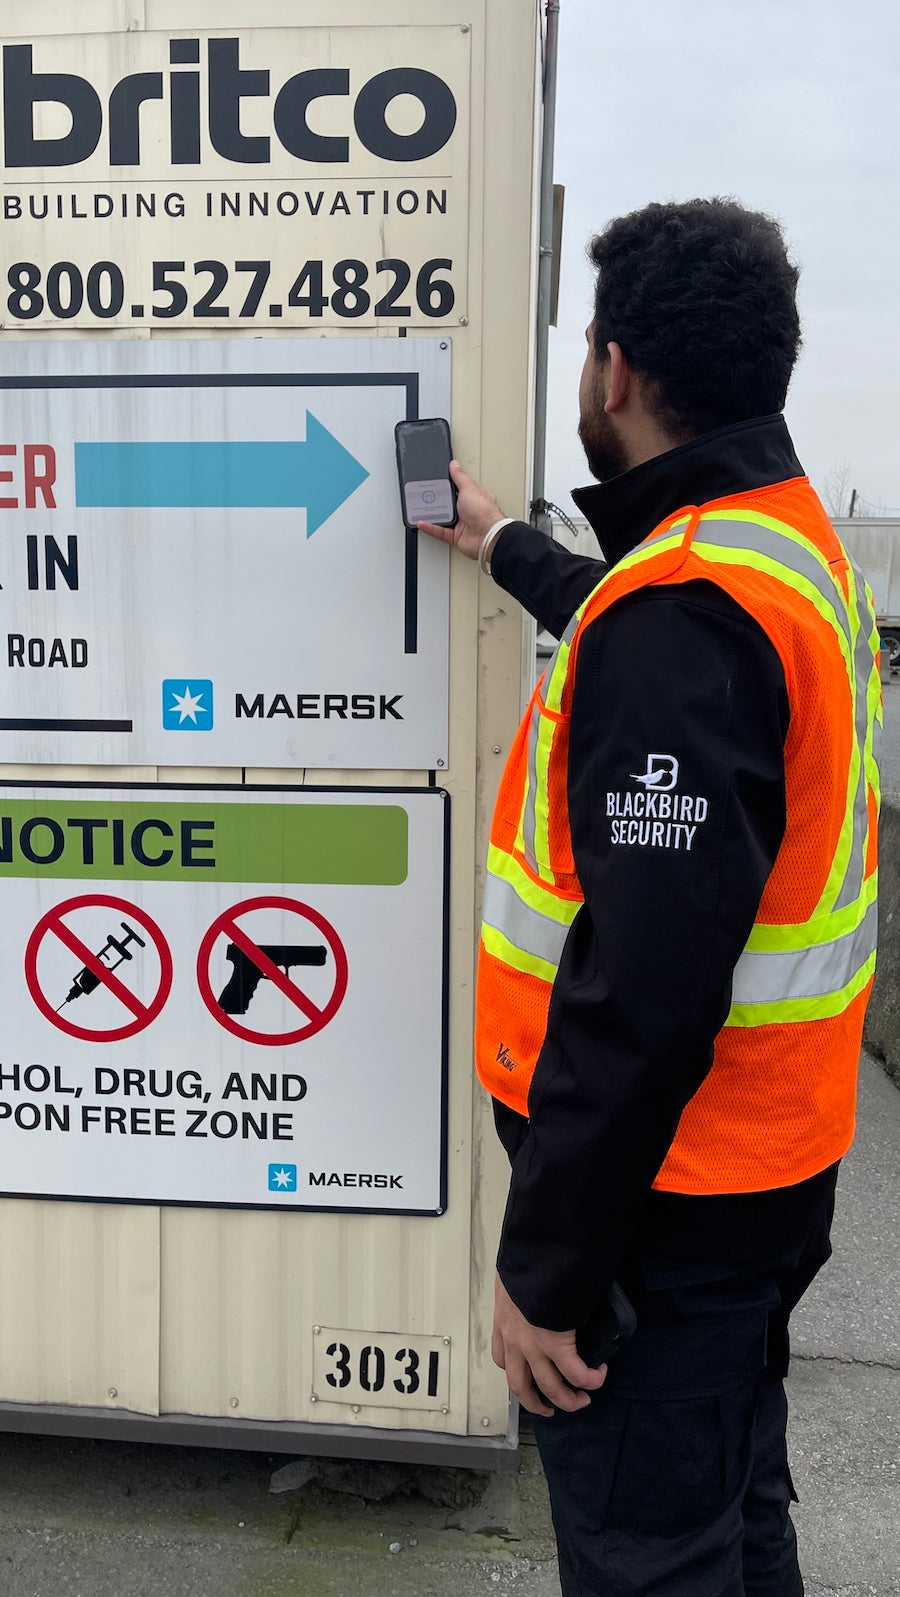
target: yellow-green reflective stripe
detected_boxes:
[694,535,863,918]
[692,541,853,666]
[519,701,551,880]
[701,508,854,609]
[829,561,870,912]
[725,951,876,1028]
[531,701,557,874]
[618,526,688,569]
[543,612,580,714]
[482,872,575,969]
[486,844,583,925]
[731,898,876,1006]
[541,527,687,710]
[697,513,853,638]
[481,922,558,985]
[696,510,874,917]
[743,874,877,953]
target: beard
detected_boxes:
[578,403,631,482]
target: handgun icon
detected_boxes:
[217,943,327,1015]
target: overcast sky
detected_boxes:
[546,0,900,519]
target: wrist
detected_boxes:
[479,517,515,577]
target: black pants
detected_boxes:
[532,1171,837,1597]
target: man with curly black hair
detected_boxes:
[420,197,880,1597]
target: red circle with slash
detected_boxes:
[197,895,348,1047]
[25,893,173,1042]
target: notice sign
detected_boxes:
[0,23,470,329]
[0,784,448,1214]
[0,337,450,769]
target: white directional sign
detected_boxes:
[0,338,450,768]
[0,783,448,1213]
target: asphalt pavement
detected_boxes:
[0,1053,896,1596]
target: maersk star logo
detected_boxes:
[162,679,214,731]
[268,1163,297,1192]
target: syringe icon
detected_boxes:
[57,921,147,1010]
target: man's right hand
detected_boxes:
[417,460,507,561]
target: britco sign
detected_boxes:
[0,25,470,328]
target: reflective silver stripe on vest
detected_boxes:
[834,562,880,911]
[695,517,852,646]
[482,871,573,968]
[731,897,877,1005]
[521,698,542,873]
[541,609,582,703]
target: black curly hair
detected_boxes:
[589,198,802,442]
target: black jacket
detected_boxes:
[489,414,837,1332]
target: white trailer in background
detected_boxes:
[832,519,900,666]
[546,515,900,670]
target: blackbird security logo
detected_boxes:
[268,1163,297,1192]
[607,752,709,852]
[162,679,214,730]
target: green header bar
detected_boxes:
[0,801,408,885]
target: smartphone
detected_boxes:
[575,1281,637,1369]
[395,418,457,531]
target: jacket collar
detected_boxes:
[570,414,805,566]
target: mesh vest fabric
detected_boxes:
[475,479,882,1195]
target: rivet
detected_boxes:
[351,1404,361,1414]
[107,1387,117,1399]
[229,1397,239,1409]
[310,1393,318,1403]
[460,23,470,31]
[436,758,445,767]
[492,744,502,754]
[435,1206,444,1215]
[458,317,468,326]
[441,1405,449,1414]
[481,1416,491,1428]
[440,341,448,350]
[313,1325,321,1335]
[442,1337,451,1346]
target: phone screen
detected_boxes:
[396,419,455,527]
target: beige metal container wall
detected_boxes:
[0,0,542,1464]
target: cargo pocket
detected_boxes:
[605,1395,728,1536]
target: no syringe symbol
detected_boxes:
[25,893,173,1042]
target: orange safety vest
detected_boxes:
[475,479,882,1194]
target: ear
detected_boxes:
[604,341,631,413]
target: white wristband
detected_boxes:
[479,517,515,578]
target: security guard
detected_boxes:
[419,198,881,1597]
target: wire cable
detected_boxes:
[531,496,582,541]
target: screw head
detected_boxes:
[458,316,469,326]
[313,1325,321,1335]
[461,22,470,31]
[351,1404,361,1414]
[107,1387,118,1399]
[441,1405,449,1414]
[440,340,448,350]
[310,1393,318,1403]
[442,1337,451,1346]
[481,1416,491,1428]
[436,758,445,767]
[229,1397,239,1409]
[492,744,502,754]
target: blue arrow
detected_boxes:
[73,412,369,535]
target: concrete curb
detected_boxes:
[865,798,900,1085]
